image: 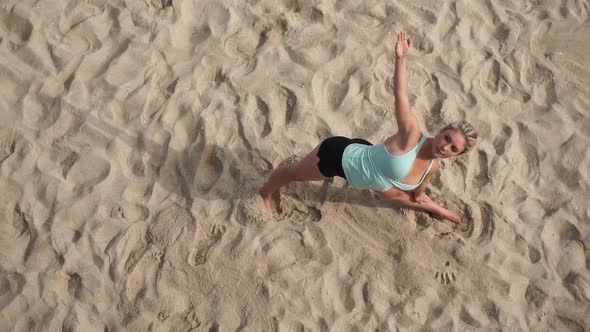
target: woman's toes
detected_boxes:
[259,192,273,214]
[263,197,273,214]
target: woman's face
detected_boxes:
[432,129,466,158]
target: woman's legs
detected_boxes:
[259,142,461,223]
[260,145,328,213]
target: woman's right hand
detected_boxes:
[430,210,462,224]
[413,192,432,204]
[395,31,412,59]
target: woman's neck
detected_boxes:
[418,137,437,160]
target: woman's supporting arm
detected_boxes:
[378,187,462,224]
[412,161,439,203]
[412,172,432,203]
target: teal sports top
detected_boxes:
[342,135,434,191]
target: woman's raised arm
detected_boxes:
[393,31,419,135]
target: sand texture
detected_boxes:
[1,0,589,331]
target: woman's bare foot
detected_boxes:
[259,191,273,214]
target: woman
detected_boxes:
[260,31,478,224]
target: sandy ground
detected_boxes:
[1,0,589,330]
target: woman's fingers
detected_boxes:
[422,198,433,205]
[396,31,412,57]
[398,31,406,42]
[396,31,412,49]
[417,198,429,204]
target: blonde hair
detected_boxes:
[441,121,478,154]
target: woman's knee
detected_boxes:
[289,167,309,182]
[280,165,302,181]
[287,163,323,182]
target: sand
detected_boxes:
[1,0,589,330]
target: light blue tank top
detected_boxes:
[342,135,434,192]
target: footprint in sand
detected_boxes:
[213,265,273,330]
[0,8,33,45]
[242,95,271,138]
[524,281,547,309]
[124,246,163,303]
[284,24,336,69]
[145,0,173,10]
[515,139,541,184]
[274,195,322,224]
[58,1,104,34]
[122,179,154,204]
[224,29,263,58]
[193,145,224,194]
[223,14,286,59]
[187,224,226,267]
[100,201,149,223]
[459,306,482,329]
[141,51,177,126]
[479,59,530,102]
[0,203,30,248]
[528,245,541,264]
[183,309,201,328]
[223,14,285,59]
[254,14,287,41]
[194,53,225,95]
[0,270,26,312]
[65,153,110,194]
[492,124,513,156]
[0,129,17,164]
[531,20,590,94]
[434,260,457,286]
[324,79,350,112]
[495,21,521,56]
[280,86,298,126]
[405,27,434,55]
[147,205,194,250]
[476,203,496,245]
[22,84,61,130]
[472,150,491,188]
[345,10,382,29]
[564,272,590,302]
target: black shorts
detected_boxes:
[316,136,372,179]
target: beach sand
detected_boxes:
[1,0,589,330]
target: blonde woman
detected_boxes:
[260,31,478,224]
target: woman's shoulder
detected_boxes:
[385,130,423,151]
